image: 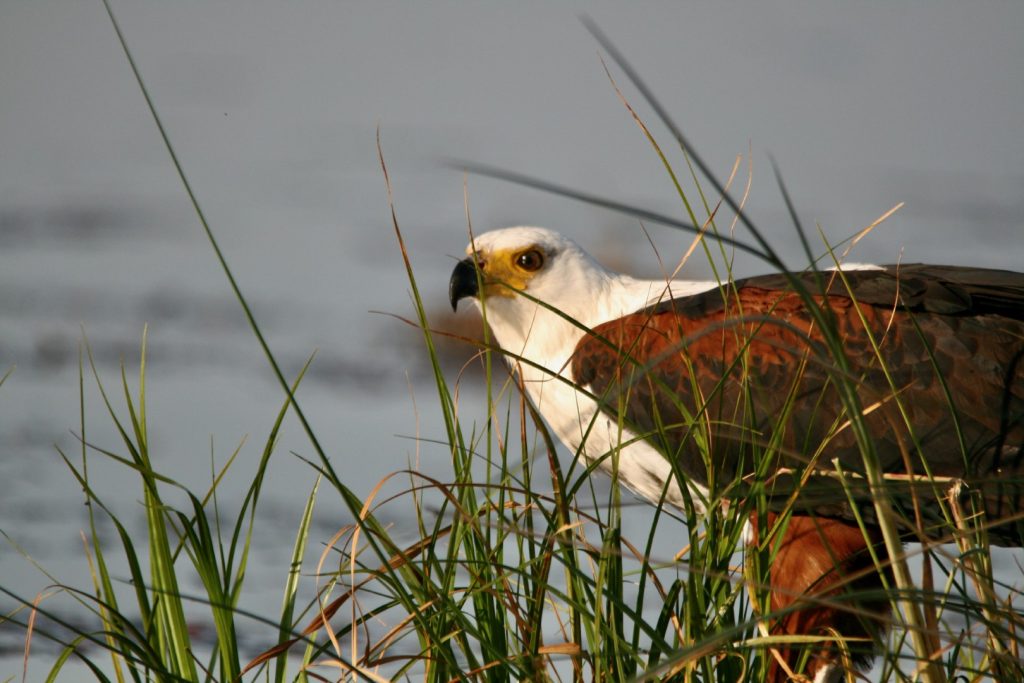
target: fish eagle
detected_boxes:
[448,226,1024,682]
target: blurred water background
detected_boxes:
[1,2,1022,678]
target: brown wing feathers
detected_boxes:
[571,265,1024,544]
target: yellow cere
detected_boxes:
[473,247,544,298]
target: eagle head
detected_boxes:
[448,226,602,313]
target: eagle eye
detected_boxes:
[516,249,545,272]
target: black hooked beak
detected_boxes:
[449,257,480,312]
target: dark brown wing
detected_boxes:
[572,265,1024,544]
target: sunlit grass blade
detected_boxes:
[274,475,320,683]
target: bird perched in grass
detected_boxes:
[449,226,1024,682]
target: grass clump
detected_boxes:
[0,334,320,681]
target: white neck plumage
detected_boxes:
[476,275,716,383]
